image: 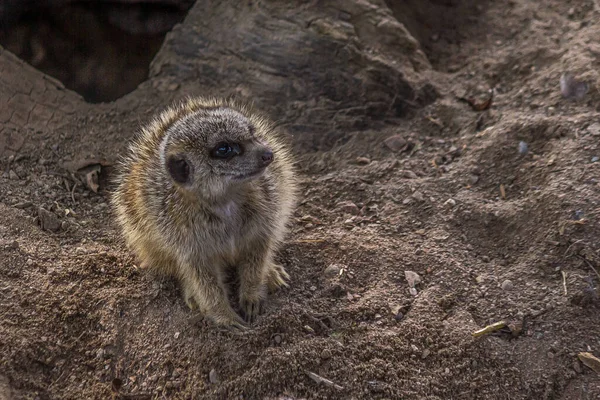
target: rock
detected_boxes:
[383,135,407,152]
[518,141,528,155]
[409,287,418,296]
[336,201,360,215]
[394,311,404,321]
[320,349,332,359]
[444,198,456,207]
[403,170,418,179]
[469,174,480,185]
[151,0,435,138]
[560,73,589,100]
[421,349,431,359]
[588,123,600,136]
[13,201,32,209]
[8,170,19,180]
[592,156,599,163]
[324,264,343,278]
[38,207,61,232]
[405,271,421,288]
[501,279,514,291]
[273,334,282,345]
[356,157,371,165]
[209,369,219,384]
[411,191,424,202]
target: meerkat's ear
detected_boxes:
[166,155,191,184]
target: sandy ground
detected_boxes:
[1,0,600,399]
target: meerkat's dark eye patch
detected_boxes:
[211,142,242,159]
[166,155,191,184]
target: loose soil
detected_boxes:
[1,0,600,399]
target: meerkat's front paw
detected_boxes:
[239,290,264,323]
[211,311,248,332]
[266,264,290,293]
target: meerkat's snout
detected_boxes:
[260,148,274,166]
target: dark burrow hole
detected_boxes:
[385,0,492,71]
[0,0,195,103]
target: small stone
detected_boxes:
[38,207,61,232]
[409,287,418,296]
[402,170,418,179]
[573,360,583,374]
[209,369,219,384]
[9,170,19,180]
[518,141,529,155]
[174,332,180,339]
[591,156,599,163]
[26,258,33,266]
[411,191,424,202]
[320,349,332,359]
[310,285,317,291]
[501,279,514,291]
[469,174,480,185]
[383,135,407,152]
[324,264,343,278]
[336,201,360,215]
[405,271,421,288]
[394,311,404,321]
[588,123,600,136]
[444,198,456,207]
[356,157,370,165]
[14,201,32,209]
[421,349,431,359]
[273,334,282,345]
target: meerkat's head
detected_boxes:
[159,106,274,201]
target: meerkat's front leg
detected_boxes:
[179,259,246,331]
[237,239,274,323]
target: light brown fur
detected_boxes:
[111,97,297,330]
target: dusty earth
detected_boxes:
[1,0,600,399]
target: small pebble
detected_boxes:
[501,279,514,291]
[518,141,528,155]
[356,157,370,165]
[383,135,407,152]
[411,191,424,202]
[209,369,219,384]
[9,170,19,180]
[403,170,418,179]
[324,264,343,277]
[273,334,282,345]
[405,271,422,288]
[591,156,599,163]
[444,198,456,207]
[320,349,332,359]
[409,287,418,296]
[421,349,431,359]
[394,311,404,321]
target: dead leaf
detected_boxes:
[578,352,600,374]
[458,91,493,111]
[62,158,112,193]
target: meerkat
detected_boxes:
[111,97,297,330]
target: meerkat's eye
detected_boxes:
[166,155,191,184]
[212,142,242,159]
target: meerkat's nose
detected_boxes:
[261,150,274,166]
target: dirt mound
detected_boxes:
[1,0,600,399]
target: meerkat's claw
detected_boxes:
[240,297,264,323]
[267,264,290,293]
[213,313,248,332]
